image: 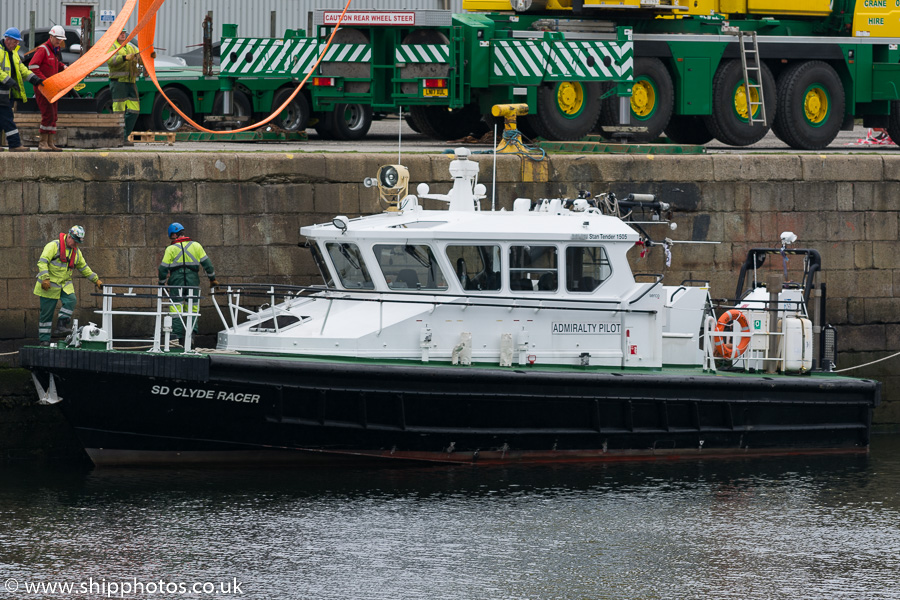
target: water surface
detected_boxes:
[2,437,899,600]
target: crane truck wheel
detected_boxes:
[664,115,714,145]
[887,102,900,148]
[599,58,673,143]
[772,61,844,150]
[94,88,113,114]
[704,59,776,146]
[151,88,193,132]
[408,104,487,140]
[532,80,603,141]
[271,88,310,132]
[211,90,252,130]
[318,103,373,141]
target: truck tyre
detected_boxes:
[404,112,421,133]
[772,61,844,150]
[705,59,776,146]
[532,80,603,141]
[272,88,310,132]
[319,103,373,141]
[887,102,900,147]
[408,104,486,140]
[151,88,193,132]
[599,58,673,143]
[94,88,113,114]
[211,90,252,130]
[665,115,714,145]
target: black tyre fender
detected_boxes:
[271,87,310,132]
[599,57,674,143]
[665,114,714,145]
[771,60,845,150]
[531,80,603,141]
[704,59,776,146]
[151,87,193,132]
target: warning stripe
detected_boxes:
[395,45,450,64]
[492,40,633,81]
[221,39,370,75]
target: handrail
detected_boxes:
[629,273,664,305]
[91,284,201,353]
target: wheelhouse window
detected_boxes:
[445,245,501,292]
[374,244,449,291]
[326,242,374,289]
[509,245,558,292]
[308,242,334,288]
[566,246,612,293]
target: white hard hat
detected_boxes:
[49,25,66,40]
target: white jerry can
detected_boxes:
[782,317,812,372]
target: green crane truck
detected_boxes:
[298,0,900,149]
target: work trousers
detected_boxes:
[0,101,22,148]
[110,79,139,141]
[39,292,76,342]
[169,302,199,338]
[35,89,58,133]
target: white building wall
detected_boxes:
[2,0,464,57]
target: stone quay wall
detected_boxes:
[0,151,898,424]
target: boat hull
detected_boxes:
[20,348,881,467]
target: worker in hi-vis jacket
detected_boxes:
[158,223,218,346]
[33,226,102,346]
[107,29,141,143]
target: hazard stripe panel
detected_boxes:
[491,40,633,85]
[220,38,372,76]
[395,45,450,64]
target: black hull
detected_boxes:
[20,348,881,467]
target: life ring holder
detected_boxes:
[713,309,751,359]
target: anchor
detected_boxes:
[32,373,63,405]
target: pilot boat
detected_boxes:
[21,149,880,466]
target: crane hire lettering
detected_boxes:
[151,385,260,404]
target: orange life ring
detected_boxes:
[713,309,751,358]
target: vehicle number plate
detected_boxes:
[423,88,448,97]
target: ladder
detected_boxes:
[737,30,767,127]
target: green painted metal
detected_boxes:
[538,140,706,154]
[172,130,308,142]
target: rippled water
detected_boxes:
[2,437,899,600]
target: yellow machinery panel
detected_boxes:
[719,0,833,16]
[853,1,900,38]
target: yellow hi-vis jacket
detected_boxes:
[33,234,99,299]
[0,41,34,102]
[107,41,139,83]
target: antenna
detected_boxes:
[398,106,403,165]
[491,121,497,211]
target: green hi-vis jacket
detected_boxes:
[158,237,215,288]
[0,42,35,102]
[33,235,99,299]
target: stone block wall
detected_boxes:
[0,151,897,423]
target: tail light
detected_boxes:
[423,78,447,88]
[312,77,336,86]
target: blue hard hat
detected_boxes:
[168,222,184,236]
[4,28,22,42]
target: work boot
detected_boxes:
[39,341,51,347]
[8,145,29,152]
[38,132,52,152]
[54,318,72,335]
[48,133,63,152]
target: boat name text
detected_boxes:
[552,322,621,335]
[570,233,627,241]
[151,385,260,404]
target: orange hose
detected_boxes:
[140,0,354,134]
